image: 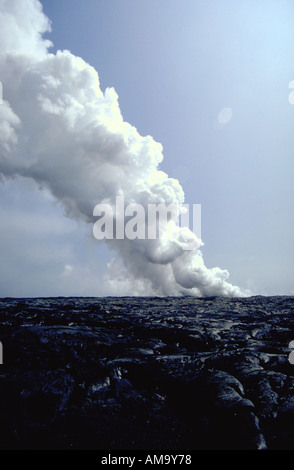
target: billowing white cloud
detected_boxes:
[0,0,51,56]
[0,0,246,297]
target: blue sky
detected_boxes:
[1,0,294,296]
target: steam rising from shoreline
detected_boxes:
[0,0,247,297]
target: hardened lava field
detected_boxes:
[0,295,293,450]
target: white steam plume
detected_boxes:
[0,0,246,297]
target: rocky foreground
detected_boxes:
[0,295,293,450]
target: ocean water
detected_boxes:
[0,295,293,450]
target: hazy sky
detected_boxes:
[1,0,294,297]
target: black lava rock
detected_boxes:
[0,295,293,450]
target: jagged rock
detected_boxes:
[0,295,293,450]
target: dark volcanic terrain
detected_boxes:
[0,295,293,450]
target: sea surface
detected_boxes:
[0,295,293,450]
